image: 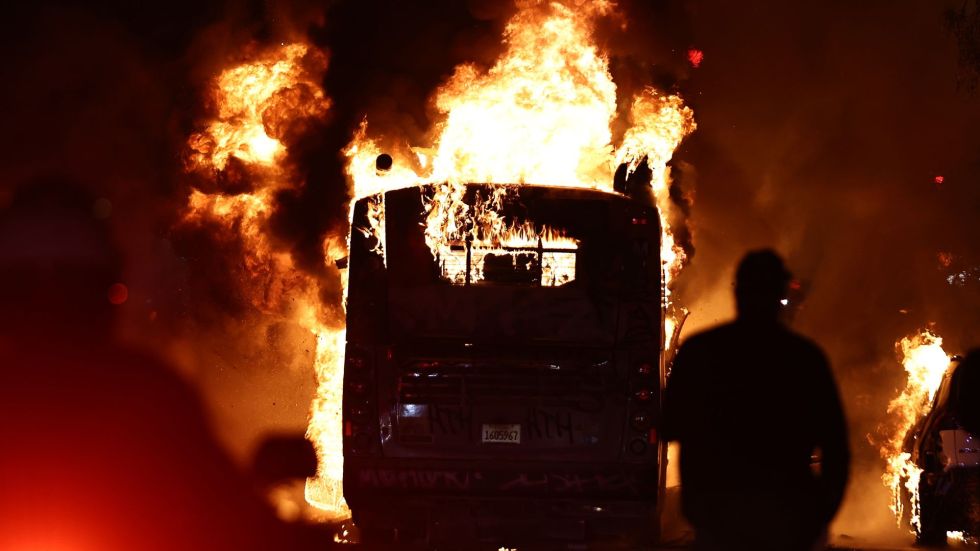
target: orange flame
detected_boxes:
[181,43,350,520]
[187,0,697,526]
[187,43,329,173]
[880,329,951,532]
[427,0,619,187]
[345,0,695,295]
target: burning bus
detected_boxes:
[340,177,667,547]
[300,0,697,533]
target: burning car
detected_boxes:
[900,354,980,544]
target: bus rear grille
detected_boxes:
[397,360,609,407]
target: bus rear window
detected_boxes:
[383,185,621,291]
[438,240,577,287]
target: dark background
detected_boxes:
[3,0,978,542]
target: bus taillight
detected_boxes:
[626,357,658,457]
[343,347,380,456]
[631,411,652,432]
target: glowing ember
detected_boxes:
[937,251,953,268]
[687,48,704,68]
[334,522,353,544]
[181,43,349,519]
[880,329,951,533]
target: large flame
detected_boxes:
[880,329,951,533]
[345,0,695,293]
[181,43,350,519]
[184,0,697,526]
[427,0,618,187]
[187,43,330,173]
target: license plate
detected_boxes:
[482,423,521,444]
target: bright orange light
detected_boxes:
[880,329,951,533]
[344,0,695,299]
[181,42,348,520]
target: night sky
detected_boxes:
[4,0,979,540]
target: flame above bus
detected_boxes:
[345,0,695,291]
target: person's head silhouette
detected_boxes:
[734,249,791,323]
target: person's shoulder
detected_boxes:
[779,328,830,366]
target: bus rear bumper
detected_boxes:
[350,495,658,547]
[344,458,661,547]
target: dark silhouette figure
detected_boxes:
[663,250,850,551]
[0,179,311,550]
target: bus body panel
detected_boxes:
[343,184,663,546]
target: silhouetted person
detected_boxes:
[663,250,850,551]
[0,179,308,550]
